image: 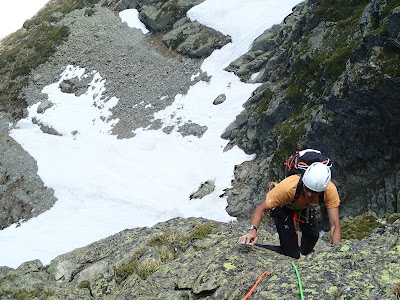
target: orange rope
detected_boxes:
[242,271,273,300]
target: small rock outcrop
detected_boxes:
[0,116,57,229]
[112,0,232,58]
[190,180,215,199]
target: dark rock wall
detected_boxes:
[223,0,400,222]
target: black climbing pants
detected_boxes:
[270,205,319,259]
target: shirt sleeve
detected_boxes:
[324,182,341,208]
[265,176,298,209]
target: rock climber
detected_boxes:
[238,162,342,259]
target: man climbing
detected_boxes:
[238,162,341,259]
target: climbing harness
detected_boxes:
[293,209,314,243]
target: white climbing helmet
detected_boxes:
[303,162,331,192]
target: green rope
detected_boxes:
[292,261,305,300]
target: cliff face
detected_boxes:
[223,0,400,223]
[1,0,399,229]
[0,217,399,299]
[0,0,400,298]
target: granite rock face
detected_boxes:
[0,217,399,299]
[113,0,231,58]
[223,0,400,223]
[2,0,399,229]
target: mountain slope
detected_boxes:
[223,0,400,224]
[0,217,399,299]
[0,0,399,298]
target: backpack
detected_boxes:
[284,149,332,178]
[269,149,333,206]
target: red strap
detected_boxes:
[293,211,306,244]
[293,212,299,244]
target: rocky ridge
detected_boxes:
[0,217,399,299]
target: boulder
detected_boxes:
[190,181,215,199]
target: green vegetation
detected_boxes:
[158,245,175,262]
[285,0,368,103]
[148,222,217,253]
[315,0,370,22]
[77,280,90,289]
[24,0,101,28]
[286,33,360,102]
[381,0,400,18]
[324,42,358,81]
[113,248,146,282]
[147,228,190,252]
[276,120,306,153]
[113,222,217,282]
[375,45,400,78]
[0,272,54,300]
[0,0,101,118]
[9,25,70,79]
[135,260,162,280]
[341,213,384,240]
[114,251,162,281]
[387,214,400,224]
[0,24,70,118]
[271,106,316,171]
[187,222,217,240]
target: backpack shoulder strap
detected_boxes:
[291,175,325,205]
[318,192,325,204]
[291,175,303,204]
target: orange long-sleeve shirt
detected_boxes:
[265,175,340,210]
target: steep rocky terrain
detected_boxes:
[223,0,400,224]
[0,216,400,299]
[0,0,400,298]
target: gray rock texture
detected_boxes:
[223,0,400,226]
[0,0,400,297]
[0,114,57,229]
[0,216,399,299]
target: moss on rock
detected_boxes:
[341,213,384,240]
